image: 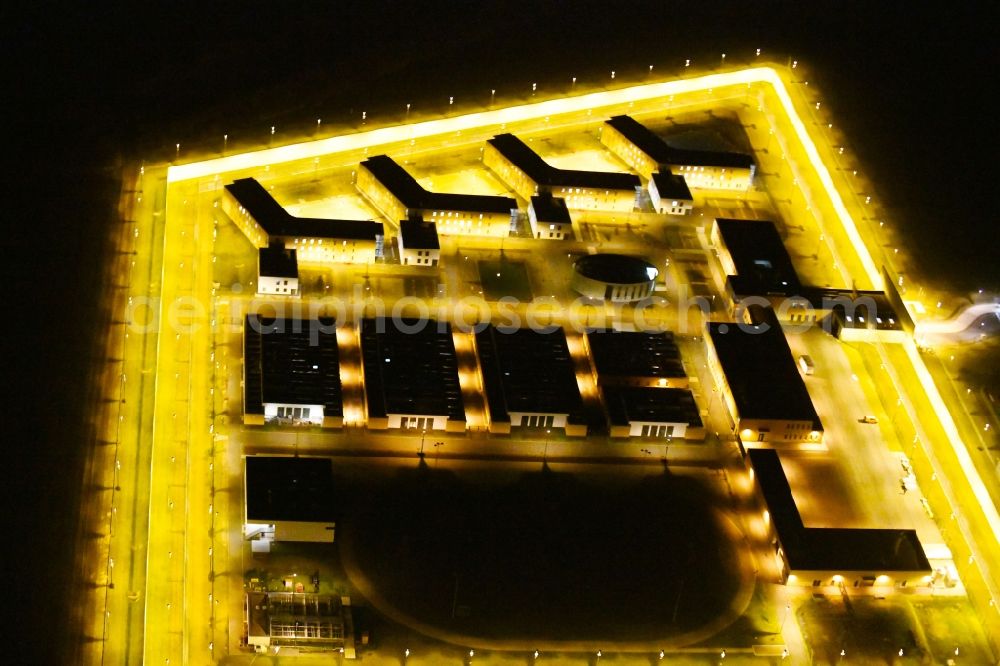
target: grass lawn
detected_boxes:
[478,258,533,302]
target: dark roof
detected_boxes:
[258,247,298,279]
[360,318,464,420]
[602,386,702,428]
[488,133,641,191]
[399,219,440,250]
[574,254,658,285]
[606,115,674,163]
[605,115,753,169]
[651,172,693,200]
[530,193,571,223]
[804,288,904,331]
[225,177,383,240]
[243,315,343,416]
[747,449,806,536]
[715,218,802,296]
[361,155,516,214]
[707,314,822,427]
[586,329,684,379]
[244,456,335,523]
[475,325,584,422]
[748,450,930,573]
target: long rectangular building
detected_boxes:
[602,115,754,190]
[748,449,930,587]
[243,315,343,427]
[484,133,640,212]
[360,318,466,432]
[243,456,336,545]
[706,308,823,444]
[222,177,384,264]
[475,325,586,436]
[357,155,517,237]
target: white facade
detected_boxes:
[244,519,335,544]
[528,202,572,240]
[257,274,298,296]
[264,402,324,425]
[401,247,440,266]
[390,414,449,430]
[647,176,694,215]
[509,412,567,428]
[627,421,686,438]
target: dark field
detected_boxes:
[337,463,743,641]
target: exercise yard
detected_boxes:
[337,462,744,644]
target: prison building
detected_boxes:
[601,115,754,190]
[648,171,694,215]
[222,177,384,263]
[585,329,687,388]
[257,245,299,296]
[243,455,336,547]
[484,133,641,212]
[528,193,573,240]
[243,315,343,427]
[602,385,704,440]
[748,449,931,588]
[246,591,353,655]
[357,155,517,237]
[398,218,440,266]
[360,318,466,432]
[705,308,823,445]
[475,324,586,436]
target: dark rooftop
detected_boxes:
[258,246,298,279]
[243,315,343,417]
[245,456,336,524]
[399,219,440,250]
[475,325,584,423]
[805,288,905,331]
[707,313,822,428]
[586,329,684,379]
[361,155,517,214]
[225,178,383,240]
[488,133,641,191]
[602,386,702,428]
[748,450,930,573]
[360,318,464,420]
[651,172,693,201]
[715,218,802,296]
[530,193,572,224]
[574,254,658,285]
[605,115,754,169]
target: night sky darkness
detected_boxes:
[5,3,995,662]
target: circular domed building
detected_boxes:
[572,254,658,302]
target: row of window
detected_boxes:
[277,406,311,419]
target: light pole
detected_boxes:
[544,429,551,463]
[419,428,427,456]
[223,134,228,155]
[490,89,495,106]
[780,603,791,632]
[406,103,410,120]
[316,118,321,135]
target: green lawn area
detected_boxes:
[478,258,533,302]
